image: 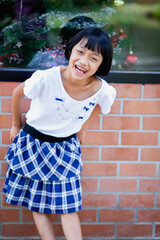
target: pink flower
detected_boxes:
[16,42,22,48]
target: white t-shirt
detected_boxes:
[24,66,116,137]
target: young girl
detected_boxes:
[3,27,116,240]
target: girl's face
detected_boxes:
[68,39,103,80]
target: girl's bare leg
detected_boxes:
[61,212,82,240]
[32,212,55,240]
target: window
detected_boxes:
[0,0,160,72]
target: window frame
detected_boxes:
[0,68,159,84]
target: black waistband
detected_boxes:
[23,123,75,142]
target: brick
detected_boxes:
[22,209,58,222]
[89,239,133,240]
[119,194,154,207]
[0,209,19,222]
[78,209,97,222]
[122,132,158,146]
[50,215,59,222]
[100,179,137,192]
[83,194,116,207]
[120,163,156,177]
[2,98,11,113]
[99,209,135,222]
[0,178,5,192]
[81,147,99,161]
[113,84,142,98]
[82,239,119,240]
[24,227,64,238]
[0,147,9,159]
[20,237,40,240]
[9,223,64,240]
[103,116,140,130]
[2,224,38,237]
[155,225,160,237]
[84,239,133,240]
[117,224,152,237]
[0,82,19,96]
[108,100,121,114]
[143,117,160,130]
[138,210,160,222]
[0,239,18,240]
[88,115,100,130]
[157,194,160,207]
[2,98,31,113]
[83,131,118,145]
[82,163,117,177]
[102,147,138,161]
[0,115,12,128]
[144,84,160,98]
[81,179,98,192]
[1,162,8,176]
[4,224,64,237]
[140,179,160,192]
[21,239,40,240]
[141,148,160,161]
[2,130,10,144]
[81,224,114,237]
[124,100,160,114]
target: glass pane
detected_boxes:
[0,0,160,71]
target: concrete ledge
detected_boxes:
[0,68,160,84]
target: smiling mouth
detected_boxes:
[75,65,87,75]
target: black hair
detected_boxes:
[65,27,113,76]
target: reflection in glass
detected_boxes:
[0,0,160,71]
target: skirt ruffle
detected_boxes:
[3,165,82,214]
[3,128,82,214]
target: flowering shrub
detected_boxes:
[0,8,132,69]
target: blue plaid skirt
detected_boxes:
[3,127,82,214]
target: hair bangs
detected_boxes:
[82,36,102,55]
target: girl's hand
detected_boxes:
[10,126,21,143]
[77,128,86,144]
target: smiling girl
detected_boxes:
[3,27,116,240]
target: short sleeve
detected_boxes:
[23,70,44,99]
[98,82,116,114]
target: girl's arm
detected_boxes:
[10,82,25,142]
[77,104,101,144]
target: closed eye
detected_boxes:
[77,50,83,54]
[91,57,98,62]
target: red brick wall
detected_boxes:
[0,82,160,239]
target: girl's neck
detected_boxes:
[60,66,102,101]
